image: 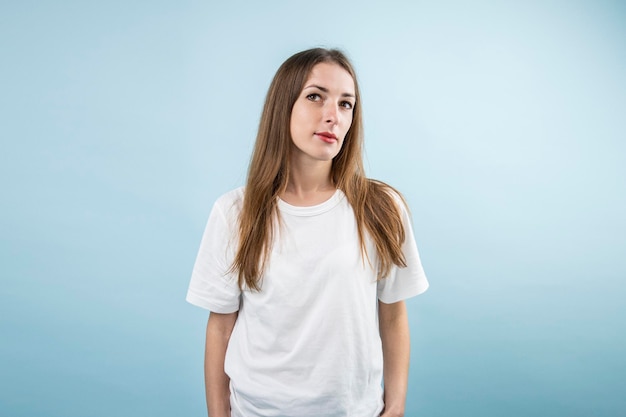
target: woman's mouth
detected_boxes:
[316,132,337,143]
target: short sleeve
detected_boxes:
[377,199,429,304]
[186,192,242,313]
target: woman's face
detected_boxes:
[289,62,356,165]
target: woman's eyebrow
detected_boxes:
[303,84,355,98]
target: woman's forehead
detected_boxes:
[303,62,355,95]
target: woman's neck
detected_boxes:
[281,160,335,206]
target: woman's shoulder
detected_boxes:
[213,186,245,216]
[366,179,407,208]
[216,186,245,203]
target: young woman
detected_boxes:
[187,48,429,417]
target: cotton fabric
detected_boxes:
[187,187,428,417]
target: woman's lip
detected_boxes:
[315,133,337,144]
[316,132,337,140]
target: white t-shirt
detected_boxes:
[187,187,428,417]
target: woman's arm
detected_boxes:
[378,300,410,417]
[205,311,238,417]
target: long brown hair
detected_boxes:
[233,48,408,291]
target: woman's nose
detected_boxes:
[323,103,339,123]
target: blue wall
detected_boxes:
[2,1,625,416]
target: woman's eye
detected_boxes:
[340,101,354,110]
[306,93,321,101]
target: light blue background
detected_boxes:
[2,1,625,416]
